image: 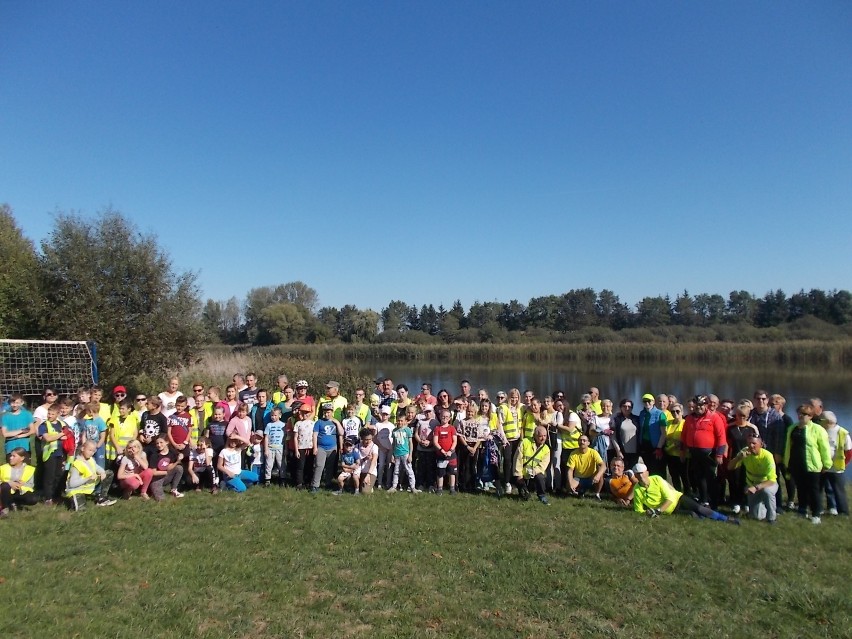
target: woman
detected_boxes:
[395,384,413,410]
[592,399,617,472]
[663,403,689,493]
[497,388,524,495]
[613,399,640,469]
[726,403,758,514]
[158,376,182,417]
[769,393,796,510]
[434,389,452,417]
[783,404,831,524]
[547,399,565,491]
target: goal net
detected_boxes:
[0,339,98,397]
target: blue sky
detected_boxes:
[2,1,850,314]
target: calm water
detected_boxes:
[353,359,852,434]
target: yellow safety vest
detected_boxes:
[66,457,98,497]
[498,404,520,440]
[41,420,63,462]
[521,411,538,439]
[831,427,849,472]
[0,463,36,493]
[107,415,139,460]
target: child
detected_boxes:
[373,405,394,489]
[263,408,287,486]
[65,440,116,510]
[117,439,154,500]
[341,403,364,446]
[0,447,39,515]
[37,404,68,504]
[139,396,168,458]
[432,408,458,495]
[1,393,34,459]
[218,435,259,492]
[414,404,437,491]
[292,404,315,489]
[225,403,252,448]
[333,440,361,495]
[188,437,218,493]
[80,401,108,470]
[167,395,194,459]
[250,430,264,478]
[389,413,419,493]
[357,428,379,494]
[147,434,185,501]
[107,400,139,466]
[205,404,228,464]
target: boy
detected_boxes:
[148,434,185,500]
[167,395,194,458]
[373,405,394,489]
[263,408,287,486]
[1,393,34,459]
[0,447,39,515]
[37,404,68,504]
[341,403,364,446]
[139,396,168,457]
[333,440,361,495]
[81,401,108,470]
[65,440,116,510]
[311,403,343,493]
[389,412,420,493]
[432,409,458,495]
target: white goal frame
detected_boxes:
[0,339,98,397]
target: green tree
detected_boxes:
[0,204,43,337]
[39,208,202,383]
[258,302,309,343]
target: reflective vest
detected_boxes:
[0,463,35,493]
[65,457,98,496]
[41,420,63,462]
[830,427,849,472]
[107,415,139,460]
[498,404,521,440]
[521,411,538,439]
[562,415,582,450]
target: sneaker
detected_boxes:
[504,483,512,495]
[332,490,342,496]
[829,508,839,516]
[43,499,54,506]
[743,506,749,514]
[726,517,741,526]
[538,495,550,506]
[171,490,185,499]
[263,482,271,488]
[732,505,741,515]
[387,487,397,493]
[412,488,422,494]
[787,501,796,511]
[210,488,219,495]
[140,493,151,501]
[593,493,602,502]
[310,487,319,494]
[96,498,117,507]
[436,489,444,496]
[0,508,9,518]
[449,488,457,495]
[767,519,777,525]
[811,516,822,525]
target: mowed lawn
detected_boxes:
[0,488,849,639]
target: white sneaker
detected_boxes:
[505,483,512,495]
[829,508,839,516]
[787,501,796,510]
[412,488,422,494]
[387,487,396,493]
[96,498,117,507]
[171,490,185,499]
[743,506,749,514]
[811,516,821,525]
[732,505,741,515]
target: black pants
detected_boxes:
[728,466,747,508]
[0,483,40,509]
[514,474,546,498]
[688,448,719,507]
[40,455,66,501]
[666,455,689,493]
[503,440,520,485]
[414,449,435,489]
[293,450,313,487]
[789,467,822,517]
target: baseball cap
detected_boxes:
[326,381,339,389]
[380,405,392,415]
[113,385,127,394]
[642,393,655,402]
[633,463,648,474]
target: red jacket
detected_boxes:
[682,413,727,455]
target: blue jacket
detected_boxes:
[638,406,667,448]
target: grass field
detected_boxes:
[1,488,849,639]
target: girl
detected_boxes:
[218,435,259,492]
[225,403,252,448]
[117,440,153,500]
[107,400,139,466]
[188,437,218,493]
[0,447,39,515]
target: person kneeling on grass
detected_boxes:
[727,434,778,524]
[512,426,551,505]
[0,447,39,516]
[631,463,739,525]
[566,435,606,500]
[218,435,259,492]
[334,440,361,495]
[65,440,117,511]
[606,457,634,507]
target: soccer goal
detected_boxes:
[0,339,98,397]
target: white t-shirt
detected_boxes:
[620,417,638,454]
[358,442,378,475]
[595,415,613,449]
[375,420,393,451]
[220,447,242,476]
[158,391,182,417]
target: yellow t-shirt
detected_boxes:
[567,448,603,478]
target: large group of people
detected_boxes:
[0,373,849,525]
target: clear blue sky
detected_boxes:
[2,1,850,314]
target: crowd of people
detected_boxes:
[0,373,849,525]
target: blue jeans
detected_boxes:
[225,470,259,492]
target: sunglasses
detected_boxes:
[136,397,147,401]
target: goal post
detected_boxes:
[0,339,98,398]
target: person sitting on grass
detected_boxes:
[0,447,39,516]
[512,426,551,505]
[566,435,606,500]
[333,440,361,495]
[148,434,185,501]
[630,463,739,524]
[607,457,634,507]
[218,434,259,492]
[117,439,153,500]
[188,437,218,494]
[65,440,117,511]
[727,434,778,524]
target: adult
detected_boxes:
[769,393,796,510]
[820,411,851,516]
[681,395,727,508]
[417,383,437,407]
[271,375,290,406]
[413,404,437,491]
[459,380,475,403]
[158,376,183,418]
[631,463,738,524]
[638,393,667,476]
[565,434,606,499]
[576,394,598,435]
[577,387,602,415]
[396,384,413,411]
[32,386,59,427]
[728,434,778,524]
[662,403,689,493]
[232,374,247,394]
[748,390,786,459]
[497,388,525,495]
[612,399,640,469]
[726,403,758,514]
[784,404,831,524]
[558,411,583,493]
[512,426,551,505]
[238,372,259,411]
[315,381,348,421]
[293,380,316,414]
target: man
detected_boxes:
[377,379,398,424]
[728,434,778,524]
[238,373,259,410]
[315,381,348,421]
[271,375,290,406]
[638,393,667,476]
[748,389,786,509]
[311,403,343,493]
[681,395,727,508]
[459,380,474,403]
[512,426,551,505]
[566,435,606,500]
[351,388,374,426]
[233,374,247,394]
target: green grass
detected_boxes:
[1,489,850,638]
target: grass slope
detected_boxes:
[0,489,849,639]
